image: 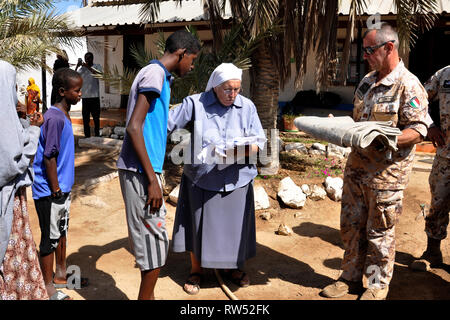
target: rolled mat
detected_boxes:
[294,116,401,151]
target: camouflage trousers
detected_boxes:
[425,155,450,240]
[340,176,403,288]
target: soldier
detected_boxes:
[321,23,429,300]
[410,65,450,271]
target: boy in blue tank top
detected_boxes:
[117,30,200,300]
[32,68,82,300]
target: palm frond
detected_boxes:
[0,3,83,70]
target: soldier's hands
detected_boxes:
[427,126,445,147]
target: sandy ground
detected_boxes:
[25,145,449,301]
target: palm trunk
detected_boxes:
[249,39,280,174]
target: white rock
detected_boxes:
[259,212,271,220]
[114,126,126,136]
[277,177,306,208]
[285,143,308,154]
[78,136,122,151]
[308,149,326,156]
[312,143,327,152]
[168,185,180,204]
[309,185,327,201]
[301,184,311,196]
[324,176,344,201]
[110,134,119,139]
[100,126,113,137]
[327,143,351,159]
[277,224,293,236]
[254,186,270,210]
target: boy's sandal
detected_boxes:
[183,272,203,295]
[49,290,72,300]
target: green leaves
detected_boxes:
[0,0,82,71]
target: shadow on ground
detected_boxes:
[66,237,132,300]
[160,241,336,294]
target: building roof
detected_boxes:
[338,0,450,16]
[66,0,450,29]
[66,0,231,28]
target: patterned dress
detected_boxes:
[0,187,48,300]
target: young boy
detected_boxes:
[32,68,83,300]
[117,30,201,300]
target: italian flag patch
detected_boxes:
[409,97,420,109]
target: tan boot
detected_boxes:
[410,237,443,271]
[321,279,362,298]
[360,287,389,300]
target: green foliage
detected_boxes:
[97,24,261,103]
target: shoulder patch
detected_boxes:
[408,96,420,109]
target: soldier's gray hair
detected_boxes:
[365,22,399,50]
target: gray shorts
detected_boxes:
[118,169,169,271]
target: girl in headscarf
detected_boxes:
[27,77,42,115]
[0,60,48,300]
[168,63,266,295]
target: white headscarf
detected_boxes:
[205,63,242,92]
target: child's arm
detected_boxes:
[44,156,61,197]
[126,91,162,212]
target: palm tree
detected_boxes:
[0,0,82,71]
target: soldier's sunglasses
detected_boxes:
[362,40,395,55]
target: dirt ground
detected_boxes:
[25,139,450,301]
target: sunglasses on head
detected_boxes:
[362,40,395,55]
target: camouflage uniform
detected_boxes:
[341,60,428,288]
[423,66,450,240]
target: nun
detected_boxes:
[168,63,266,295]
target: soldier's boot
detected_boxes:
[359,286,389,300]
[410,237,443,271]
[321,278,363,298]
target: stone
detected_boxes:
[259,212,271,220]
[277,177,306,208]
[327,143,351,159]
[311,143,326,152]
[277,224,293,236]
[168,184,180,204]
[113,126,126,136]
[308,149,326,156]
[301,184,311,196]
[100,126,112,137]
[285,143,308,154]
[324,176,344,201]
[294,212,307,218]
[309,184,327,201]
[78,136,122,151]
[110,134,119,139]
[254,186,270,210]
[259,159,280,176]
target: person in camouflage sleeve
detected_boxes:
[410,65,450,271]
[321,23,429,300]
